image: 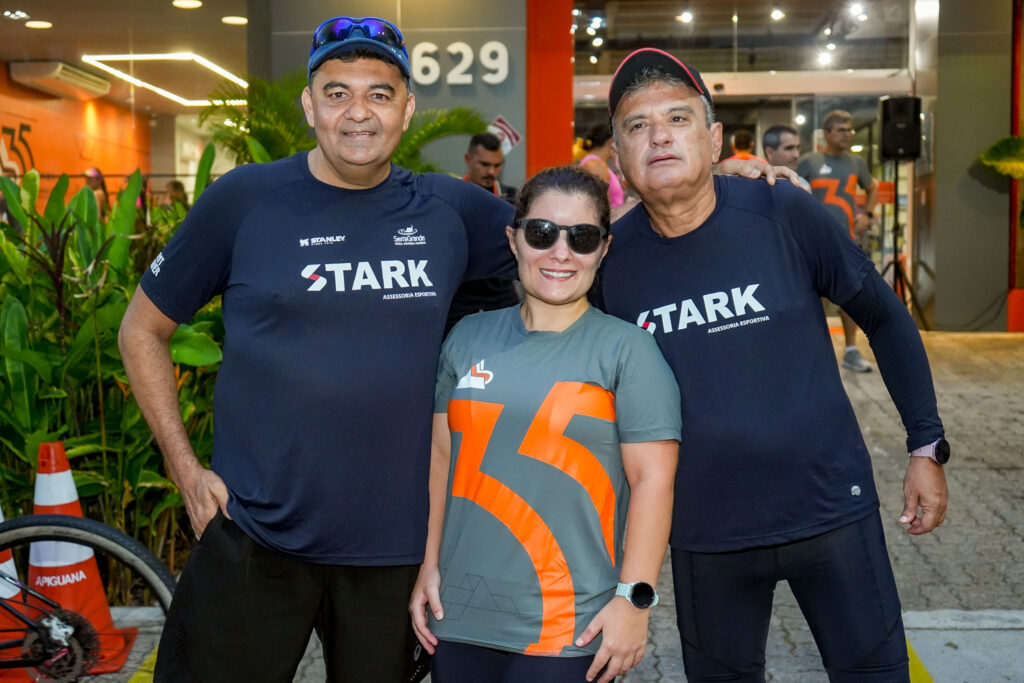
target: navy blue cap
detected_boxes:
[609,48,711,117]
[307,17,411,83]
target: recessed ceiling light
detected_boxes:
[81,52,247,107]
[172,0,203,9]
[826,42,837,50]
[732,13,738,23]
[770,8,786,21]
[795,114,807,125]
[677,10,693,23]
[572,8,580,16]
[858,13,868,21]
[25,19,51,29]
[589,55,598,64]
[592,37,604,47]
[3,10,28,20]
[851,145,864,152]
[586,26,596,36]
[849,3,864,16]
[817,51,833,66]
[824,27,832,36]
[221,15,247,25]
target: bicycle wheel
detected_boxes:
[0,514,177,682]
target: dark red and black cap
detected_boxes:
[608,48,710,117]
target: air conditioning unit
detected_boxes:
[9,61,111,100]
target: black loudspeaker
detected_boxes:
[879,96,921,160]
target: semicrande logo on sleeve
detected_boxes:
[636,283,769,335]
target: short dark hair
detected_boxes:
[468,132,502,153]
[515,165,610,232]
[731,129,754,152]
[822,110,852,132]
[583,123,613,150]
[763,124,798,151]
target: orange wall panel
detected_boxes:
[0,60,151,204]
[525,0,574,177]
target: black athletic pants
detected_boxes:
[432,640,601,683]
[672,512,909,683]
[154,511,420,682]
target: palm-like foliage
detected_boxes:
[200,70,314,164]
[393,108,488,173]
[200,69,487,173]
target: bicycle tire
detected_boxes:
[0,514,176,611]
[0,514,177,680]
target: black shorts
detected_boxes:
[432,640,599,683]
[154,512,419,682]
[672,511,909,683]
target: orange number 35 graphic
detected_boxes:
[447,381,616,655]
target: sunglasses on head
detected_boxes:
[310,17,406,56]
[515,219,608,255]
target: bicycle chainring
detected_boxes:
[21,609,100,682]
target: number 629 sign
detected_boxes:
[410,41,510,86]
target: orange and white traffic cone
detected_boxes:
[27,442,137,673]
[0,504,32,682]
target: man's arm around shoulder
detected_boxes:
[118,287,230,538]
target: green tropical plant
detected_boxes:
[199,69,487,171]
[0,144,223,571]
[392,107,488,173]
[200,69,314,164]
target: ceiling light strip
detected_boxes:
[81,52,247,107]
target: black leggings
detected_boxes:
[672,512,909,683]
[432,640,601,683]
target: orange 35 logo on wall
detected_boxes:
[0,122,34,177]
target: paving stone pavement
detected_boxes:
[82,330,1023,682]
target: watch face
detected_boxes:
[935,439,950,464]
[630,582,656,609]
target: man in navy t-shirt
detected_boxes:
[118,16,514,682]
[597,48,950,681]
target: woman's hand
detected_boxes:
[408,563,444,654]
[576,597,651,683]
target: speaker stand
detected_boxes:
[879,160,930,330]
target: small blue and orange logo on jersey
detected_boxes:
[456,360,494,390]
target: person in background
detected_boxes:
[797,109,880,373]
[411,165,679,683]
[599,47,948,682]
[163,179,191,210]
[721,128,765,163]
[580,122,626,209]
[84,167,109,219]
[762,124,801,171]
[447,133,522,335]
[463,132,516,202]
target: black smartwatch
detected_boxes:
[910,438,950,465]
[616,581,659,609]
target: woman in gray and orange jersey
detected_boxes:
[410,165,680,683]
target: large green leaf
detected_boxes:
[69,186,101,270]
[169,324,222,366]
[20,170,39,212]
[104,170,142,276]
[0,176,29,229]
[246,136,273,164]
[43,174,70,227]
[979,136,1024,179]
[1,295,32,430]
[193,143,216,201]
[0,347,53,384]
